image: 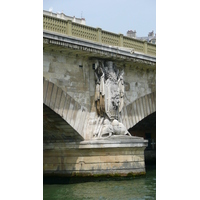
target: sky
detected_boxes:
[43,0,156,37]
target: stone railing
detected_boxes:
[43,14,156,56]
[72,22,98,42]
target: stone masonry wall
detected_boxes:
[43,52,93,111]
[123,66,156,106]
[43,52,156,112]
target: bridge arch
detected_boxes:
[43,77,88,139]
[121,92,156,130]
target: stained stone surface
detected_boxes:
[43,52,155,113]
[43,137,148,176]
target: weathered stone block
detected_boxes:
[43,138,148,177]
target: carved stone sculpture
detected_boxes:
[111,120,131,136]
[99,119,113,138]
[98,119,131,138]
[94,61,124,119]
[94,60,132,139]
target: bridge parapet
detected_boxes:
[43,13,156,56]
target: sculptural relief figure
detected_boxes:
[94,60,132,139]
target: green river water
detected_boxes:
[43,166,156,200]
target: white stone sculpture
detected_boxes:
[111,119,131,136]
[94,60,132,139]
[98,119,113,138]
[98,119,131,138]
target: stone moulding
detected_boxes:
[43,136,148,149]
[43,31,156,65]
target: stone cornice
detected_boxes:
[43,31,156,66]
[43,137,148,150]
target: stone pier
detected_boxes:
[43,136,148,177]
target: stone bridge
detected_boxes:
[43,12,156,179]
[43,31,156,140]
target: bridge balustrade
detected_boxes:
[72,23,98,42]
[43,14,156,56]
[101,30,120,46]
[123,36,144,52]
[147,43,156,56]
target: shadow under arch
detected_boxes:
[43,77,88,139]
[43,104,84,141]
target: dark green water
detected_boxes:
[43,166,156,200]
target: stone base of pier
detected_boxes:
[43,136,148,178]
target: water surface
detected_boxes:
[43,166,156,200]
